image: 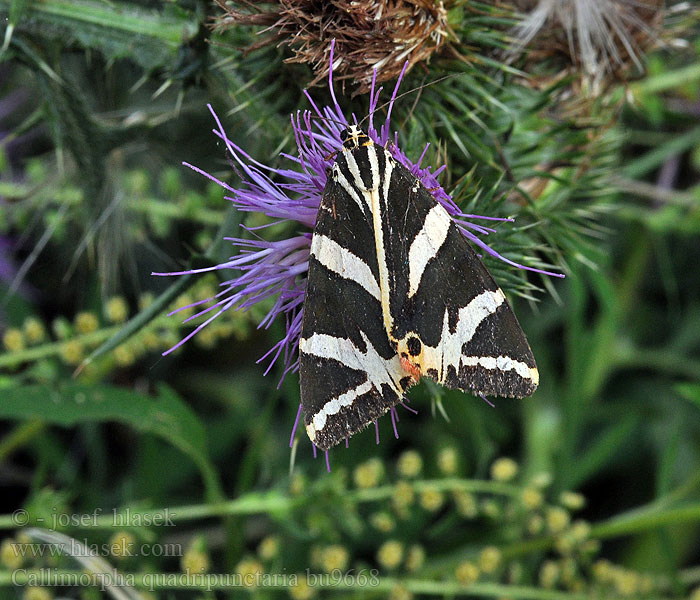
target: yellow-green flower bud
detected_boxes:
[108,531,135,559]
[405,545,425,572]
[353,458,384,488]
[419,488,444,512]
[539,560,559,589]
[1,538,22,569]
[3,328,25,352]
[23,318,46,344]
[455,561,479,586]
[521,487,544,510]
[75,312,99,334]
[320,545,349,573]
[257,536,280,561]
[546,506,570,534]
[377,540,403,570]
[437,446,458,475]
[105,296,129,323]
[453,491,478,518]
[397,450,422,478]
[478,546,501,574]
[370,512,395,532]
[289,575,316,600]
[490,457,518,482]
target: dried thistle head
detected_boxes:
[214,0,451,93]
[509,0,666,94]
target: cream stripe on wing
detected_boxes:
[306,379,373,441]
[381,149,394,208]
[300,332,403,396]
[461,355,539,385]
[344,151,370,209]
[333,166,367,216]
[407,204,451,298]
[416,289,506,383]
[310,234,381,301]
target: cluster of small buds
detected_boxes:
[592,559,657,597]
[0,278,254,375]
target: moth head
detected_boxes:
[340,125,371,150]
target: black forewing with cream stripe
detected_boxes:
[299,142,410,451]
[299,126,538,450]
[380,160,539,398]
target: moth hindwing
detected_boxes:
[299,125,538,450]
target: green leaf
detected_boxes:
[566,416,639,489]
[676,383,700,409]
[0,383,223,502]
[0,0,195,70]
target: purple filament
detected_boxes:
[479,393,496,408]
[390,407,399,439]
[375,421,380,445]
[325,451,331,472]
[312,443,317,458]
[401,401,419,415]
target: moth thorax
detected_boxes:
[340,125,372,150]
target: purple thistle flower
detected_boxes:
[155,40,561,386]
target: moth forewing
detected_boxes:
[299,125,538,450]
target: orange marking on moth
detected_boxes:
[400,354,422,383]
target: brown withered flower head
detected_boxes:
[508,0,666,94]
[214,0,451,93]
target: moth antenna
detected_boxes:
[306,113,346,130]
[356,73,459,130]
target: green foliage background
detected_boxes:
[1,1,700,599]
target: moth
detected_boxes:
[299,125,539,451]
